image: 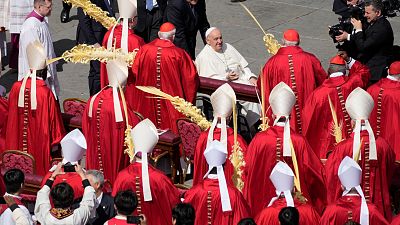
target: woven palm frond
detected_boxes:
[328,95,343,143]
[64,0,117,28]
[230,98,245,191]
[136,86,211,130]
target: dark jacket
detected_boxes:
[136,0,168,33]
[87,193,116,225]
[76,0,115,45]
[352,16,394,80]
[166,0,210,59]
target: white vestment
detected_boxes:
[0,193,34,225]
[195,43,261,126]
[18,14,59,97]
[9,0,33,34]
[34,185,96,225]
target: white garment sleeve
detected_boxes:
[12,207,32,225]
[72,186,96,225]
[34,185,52,224]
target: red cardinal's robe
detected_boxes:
[242,125,327,216]
[0,97,8,152]
[82,87,141,184]
[192,127,248,186]
[257,46,327,134]
[391,214,400,225]
[125,38,199,133]
[368,78,400,160]
[41,171,84,201]
[321,195,389,225]
[5,78,65,176]
[255,198,320,225]
[100,24,145,88]
[325,131,395,220]
[112,162,180,225]
[302,74,364,158]
[184,178,251,225]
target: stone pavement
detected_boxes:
[0,0,399,104]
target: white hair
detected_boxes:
[86,170,105,187]
[158,29,176,40]
[282,38,299,46]
[205,27,218,39]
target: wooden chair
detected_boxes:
[62,98,87,130]
[176,118,202,184]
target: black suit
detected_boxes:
[87,193,116,225]
[166,0,210,59]
[135,0,168,43]
[76,0,115,95]
[351,16,394,81]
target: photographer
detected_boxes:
[105,190,147,225]
[336,0,394,83]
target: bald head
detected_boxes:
[206,28,223,52]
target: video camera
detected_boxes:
[383,0,400,17]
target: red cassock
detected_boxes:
[368,78,400,160]
[82,87,141,184]
[349,60,371,89]
[325,131,395,220]
[0,97,8,152]
[5,78,65,176]
[112,162,180,225]
[257,46,327,134]
[100,24,145,88]
[242,125,327,216]
[321,195,389,225]
[192,127,248,186]
[41,171,84,201]
[255,198,320,225]
[302,75,364,158]
[125,38,199,133]
[184,178,251,225]
[391,214,400,225]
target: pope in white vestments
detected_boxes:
[195,27,261,127]
[18,1,59,97]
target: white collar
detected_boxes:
[4,192,22,199]
[207,174,219,179]
[115,215,128,220]
[275,122,286,127]
[387,75,400,81]
[329,72,345,78]
[97,192,103,205]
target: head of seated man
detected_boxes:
[4,169,25,196]
[281,29,300,47]
[206,27,223,52]
[51,183,74,209]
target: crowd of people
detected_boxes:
[0,0,399,224]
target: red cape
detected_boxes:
[368,78,400,160]
[5,79,65,176]
[255,197,320,225]
[257,46,327,134]
[242,125,327,216]
[41,171,84,201]
[192,127,248,186]
[325,131,395,220]
[184,178,251,225]
[125,39,199,133]
[321,195,389,225]
[302,74,363,158]
[0,97,8,152]
[82,87,141,184]
[112,162,180,225]
[391,214,400,225]
[100,24,145,88]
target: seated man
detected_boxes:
[184,141,251,225]
[112,119,180,225]
[34,163,96,225]
[255,162,320,224]
[0,169,34,225]
[195,27,260,127]
[321,157,388,225]
[105,190,147,225]
[41,129,87,201]
[86,170,116,225]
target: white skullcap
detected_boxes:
[205,27,217,38]
[268,161,295,207]
[131,119,159,202]
[203,140,231,212]
[207,83,236,158]
[338,156,369,225]
[345,88,376,161]
[269,82,295,157]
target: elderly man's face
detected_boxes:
[364,5,381,23]
[206,29,223,52]
[37,0,53,16]
[87,174,100,192]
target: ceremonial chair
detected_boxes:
[62,98,87,130]
[0,150,42,195]
[176,118,202,184]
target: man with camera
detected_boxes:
[336,0,394,83]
